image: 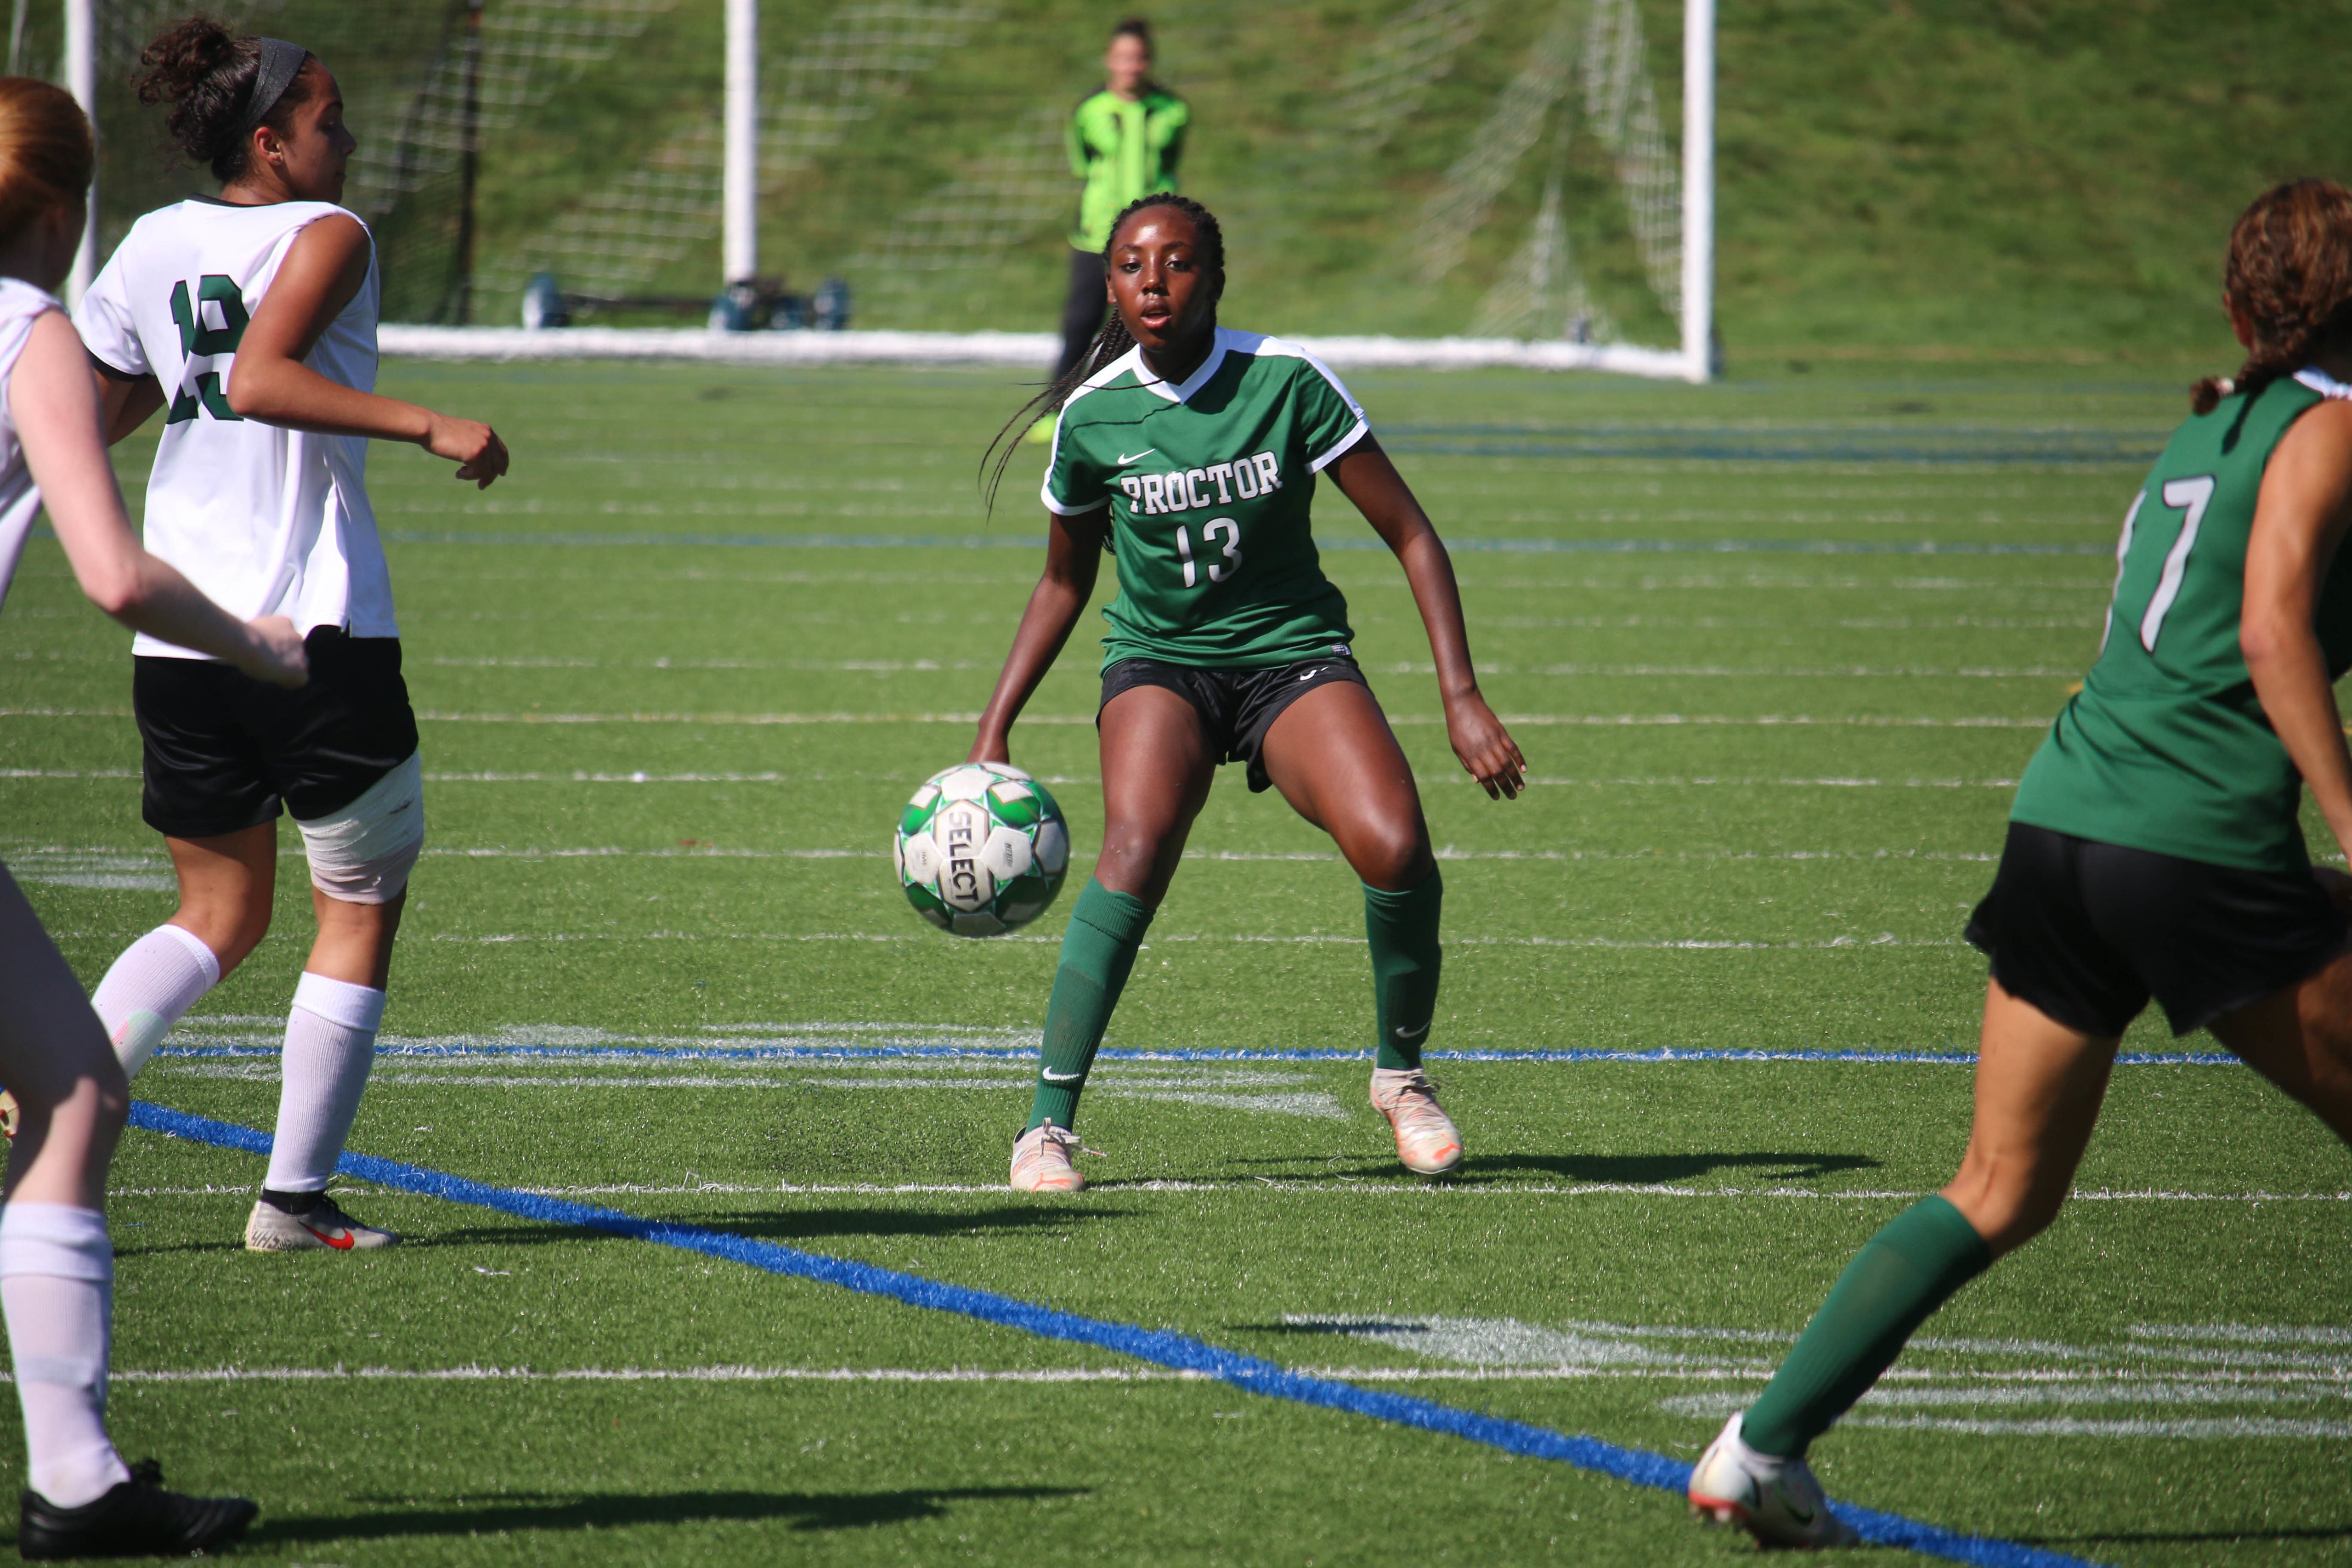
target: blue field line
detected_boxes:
[379,528,2111,558]
[1378,438,2156,467]
[155,1041,2237,1067]
[123,1100,2104,1568]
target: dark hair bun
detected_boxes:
[132,15,311,183]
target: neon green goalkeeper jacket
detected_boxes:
[1067,87,1190,252]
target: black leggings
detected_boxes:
[1058,247,1107,381]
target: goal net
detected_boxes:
[35,0,1710,378]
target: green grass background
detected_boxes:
[0,359,2347,1562]
[21,0,2346,352]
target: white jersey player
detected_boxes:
[0,76,305,1556]
[74,19,509,1253]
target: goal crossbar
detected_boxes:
[378,325,1694,377]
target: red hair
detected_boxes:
[0,77,91,253]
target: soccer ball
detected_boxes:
[894,762,1070,937]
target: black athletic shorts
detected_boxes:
[1965,821,2347,1037]
[1097,655,1372,793]
[132,630,419,839]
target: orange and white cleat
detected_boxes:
[1687,1413,1860,1549]
[1369,1067,1463,1175]
[1009,1122,1094,1193]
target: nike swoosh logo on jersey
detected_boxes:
[1115,449,1156,466]
[1041,1069,1084,1083]
[1394,1021,1431,1042]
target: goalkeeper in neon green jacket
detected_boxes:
[1057,18,1189,381]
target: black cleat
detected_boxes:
[19,1459,258,1559]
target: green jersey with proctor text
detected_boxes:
[1042,328,1368,671]
[2011,371,2352,872]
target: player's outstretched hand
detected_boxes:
[426,412,510,489]
[1447,692,1526,800]
[237,615,310,689]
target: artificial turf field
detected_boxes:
[2,357,2348,1565]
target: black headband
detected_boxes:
[238,38,308,133]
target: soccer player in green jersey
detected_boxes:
[1688,178,2352,1548]
[974,194,1527,1193]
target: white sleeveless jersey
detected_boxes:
[0,277,57,611]
[74,198,390,659]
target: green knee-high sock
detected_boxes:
[1741,1195,1993,1457]
[1364,869,1443,1071]
[1025,880,1154,1133]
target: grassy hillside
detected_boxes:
[50,0,2352,361]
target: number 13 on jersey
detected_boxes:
[1174,518,1243,587]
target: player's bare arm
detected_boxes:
[89,361,164,444]
[14,312,305,686]
[226,215,508,487]
[2243,396,2352,865]
[970,503,1108,765]
[1327,436,1525,799]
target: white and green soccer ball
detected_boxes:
[893,762,1070,937]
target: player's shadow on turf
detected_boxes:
[685,1205,1131,1243]
[1465,1151,1882,1183]
[407,1206,1125,1251]
[1225,1151,1880,1183]
[2020,1526,2352,1548]
[249,1485,1090,1543]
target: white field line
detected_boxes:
[0,767,2028,788]
[1847,1415,2352,1439]
[414,929,1962,949]
[155,1063,1351,1119]
[124,1179,2341,1204]
[0,708,2058,729]
[5,844,1997,865]
[398,660,2080,681]
[83,1365,2352,1394]
[32,1364,1863,1387]
[2132,1324,2352,1345]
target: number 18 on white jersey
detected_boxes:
[74,197,392,660]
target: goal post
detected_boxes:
[51,0,1713,379]
[722,0,758,288]
[62,0,93,306]
[1679,0,1713,384]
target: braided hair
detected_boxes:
[982,193,1226,513]
[2193,179,2352,415]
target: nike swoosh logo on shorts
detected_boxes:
[1115,449,1156,466]
[1041,1069,1083,1083]
[1299,668,1322,681]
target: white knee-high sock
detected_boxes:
[90,924,220,1081]
[264,974,385,1195]
[0,1205,129,1508]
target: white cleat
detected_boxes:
[1009,1122,1093,1193]
[243,1194,400,1252]
[1687,1413,1860,1550]
[1369,1067,1463,1175]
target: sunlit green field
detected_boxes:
[0,360,2345,1566]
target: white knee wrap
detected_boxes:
[297,751,425,905]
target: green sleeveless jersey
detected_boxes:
[1042,328,1367,672]
[2011,373,2352,871]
